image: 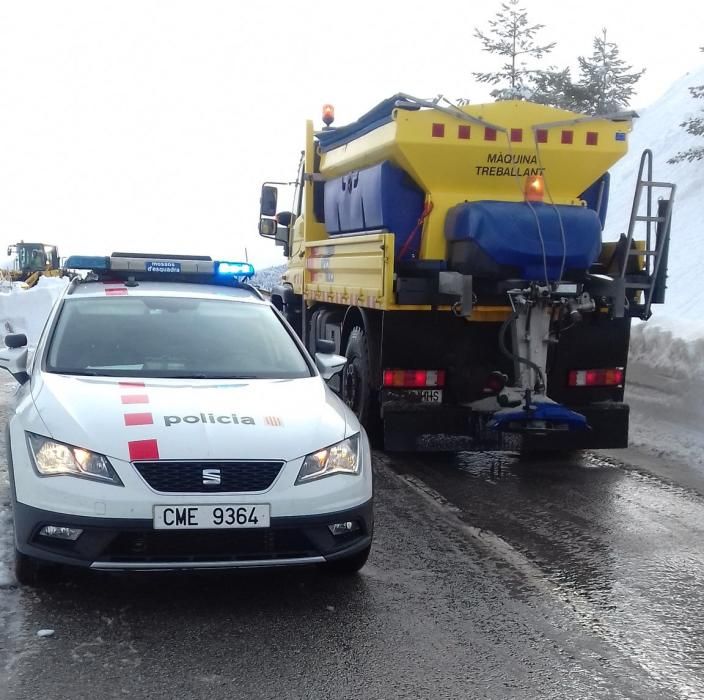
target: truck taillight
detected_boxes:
[568,368,625,387]
[383,369,446,388]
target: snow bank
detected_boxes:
[0,255,15,272]
[630,316,704,382]
[625,314,704,472]
[251,264,286,292]
[0,276,69,346]
[607,65,704,321]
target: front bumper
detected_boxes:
[13,499,373,571]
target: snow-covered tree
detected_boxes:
[473,0,556,100]
[530,67,591,112]
[669,47,704,163]
[575,28,644,114]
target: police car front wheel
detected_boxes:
[14,549,61,587]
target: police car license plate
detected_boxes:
[153,504,270,530]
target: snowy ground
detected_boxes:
[0,379,16,587]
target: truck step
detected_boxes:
[634,215,667,223]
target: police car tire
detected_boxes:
[14,550,59,587]
[321,545,371,575]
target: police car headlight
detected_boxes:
[27,433,123,486]
[296,434,361,484]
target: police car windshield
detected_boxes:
[45,296,313,379]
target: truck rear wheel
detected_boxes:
[342,326,381,444]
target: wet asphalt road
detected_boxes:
[2,382,704,698]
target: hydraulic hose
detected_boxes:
[499,312,546,391]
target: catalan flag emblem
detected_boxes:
[264,416,283,427]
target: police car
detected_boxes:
[2,253,373,584]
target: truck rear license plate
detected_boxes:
[153,504,270,530]
[405,389,443,403]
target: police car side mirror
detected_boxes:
[315,349,347,381]
[0,334,29,384]
[5,333,27,349]
[260,185,278,217]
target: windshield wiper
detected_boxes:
[51,369,99,376]
[164,374,262,379]
[217,375,261,379]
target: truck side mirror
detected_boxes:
[1,333,29,384]
[259,218,277,238]
[275,224,290,248]
[260,185,278,217]
[276,211,294,227]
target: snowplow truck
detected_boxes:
[259,95,675,452]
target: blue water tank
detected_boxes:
[445,201,602,281]
[324,161,425,260]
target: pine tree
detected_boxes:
[530,67,591,112]
[473,0,556,100]
[669,47,704,163]
[575,29,644,114]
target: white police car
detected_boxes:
[2,254,373,584]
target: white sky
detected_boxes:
[0,0,702,269]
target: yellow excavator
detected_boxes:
[6,242,62,288]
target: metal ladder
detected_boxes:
[620,149,676,319]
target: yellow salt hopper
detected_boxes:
[284,99,632,321]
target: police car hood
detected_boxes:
[33,374,354,463]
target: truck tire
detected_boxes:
[342,326,382,445]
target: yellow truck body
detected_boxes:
[284,98,630,318]
[259,95,673,452]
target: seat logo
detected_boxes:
[202,468,221,486]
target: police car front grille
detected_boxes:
[134,461,284,493]
[103,529,316,562]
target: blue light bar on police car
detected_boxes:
[215,261,255,278]
[63,254,255,280]
[64,255,110,270]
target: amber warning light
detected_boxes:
[322,104,335,127]
[524,175,545,202]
